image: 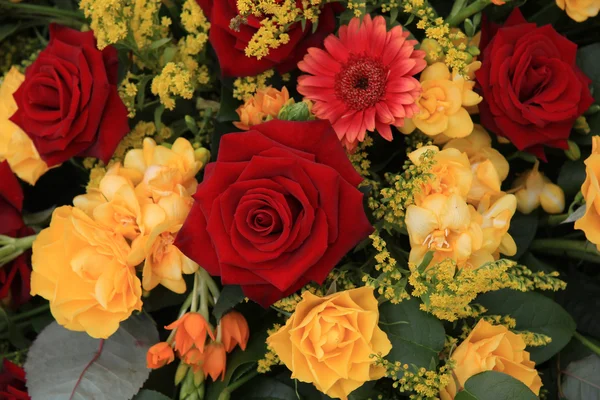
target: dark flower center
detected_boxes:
[334,54,388,110]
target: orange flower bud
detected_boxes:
[233,87,291,130]
[165,312,215,355]
[220,311,250,353]
[182,348,205,373]
[146,342,175,369]
[203,342,227,381]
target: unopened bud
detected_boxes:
[467,46,480,56]
[515,188,540,215]
[574,116,591,134]
[585,104,600,115]
[197,383,205,399]
[565,140,581,161]
[420,38,444,64]
[180,369,196,398]
[217,389,231,400]
[194,147,211,165]
[278,101,311,121]
[193,370,205,387]
[540,183,565,215]
[175,363,189,386]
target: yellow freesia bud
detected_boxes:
[556,0,600,22]
[540,183,566,215]
[194,147,211,165]
[511,161,556,215]
[565,140,581,161]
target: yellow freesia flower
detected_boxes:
[511,161,565,215]
[401,63,481,138]
[477,193,518,258]
[30,206,142,339]
[556,0,600,22]
[575,136,600,250]
[443,319,542,397]
[0,67,49,185]
[267,287,392,400]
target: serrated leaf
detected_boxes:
[455,371,537,400]
[212,285,245,319]
[562,354,600,400]
[25,314,159,400]
[563,205,586,224]
[477,289,575,364]
[379,298,445,368]
[133,389,172,400]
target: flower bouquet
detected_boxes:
[1,0,600,399]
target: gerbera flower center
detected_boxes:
[334,54,387,110]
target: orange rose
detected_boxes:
[30,206,142,338]
[575,136,600,248]
[443,319,542,398]
[267,287,391,400]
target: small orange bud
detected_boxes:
[146,342,175,369]
[233,87,291,130]
[182,348,206,373]
[220,311,250,353]
[165,312,215,356]
[203,342,227,381]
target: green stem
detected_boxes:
[0,348,27,360]
[221,370,259,395]
[530,239,600,263]
[0,1,85,21]
[199,268,220,303]
[11,303,50,323]
[199,276,209,321]
[574,331,600,357]
[446,0,491,27]
[167,292,194,343]
[191,271,200,313]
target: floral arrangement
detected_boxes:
[1,0,600,399]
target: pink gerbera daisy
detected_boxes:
[297,15,426,150]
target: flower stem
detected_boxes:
[448,0,468,20]
[199,268,220,303]
[530,239,600,263]
[11,303,50,323]
[0,1,85,22]
[191,271,200,313]
[0,234,38,267]
[199,276,210,321]
[447,0,492,27]
[574,331,600,357]
[220,370,259,397]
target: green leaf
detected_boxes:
[142,277,190,312]
[233,376,298,400]
[390,7,399,24]
[149,37,172,50]
[24,314,159,400]
[216,84,240,123]
[558,160,587,199]
[562,354,600,400]
[162,46,177,64]
[477,289,576,364]
[0,23,19,44]
[578,43,600,103]
[134,389,173,400]
[154,104,165,131]
[507,211,539,260]
[136,75,154,111]
[212,285,245,320]
[378,298,445,368]
[454,371,537,400]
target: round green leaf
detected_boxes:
[477,289,576,364]
[378,298,445,368]
[133,389,172,400]
[455,371,538,400]
[562,355,600,400]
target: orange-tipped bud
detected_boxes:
[146,342,175,369]
[182,348,206,373]
[165,312,215,355]
[220,311,250,353]
[203,342,227,381]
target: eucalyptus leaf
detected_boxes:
[379,298,445,368]
[454,371,537,400]
[133,389,173,400]
[562,354,600,400]
[25,314,159,400]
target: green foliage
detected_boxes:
[454,371,537,400]
[507,211,539,260]
[562,354,600,400]
[212,285,245,320]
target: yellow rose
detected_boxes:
[30,206,142,338]
[267,287,392,400]
[405,193,483,267]
[233,86,291,130]
[575,136,600,249]
[408,63,481,138]
[446,319,542,397]
[124,137,202,200]
[0,67,49,185]
[556,0,600,21]
[408,146,473,204]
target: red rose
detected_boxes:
[175,120,373,306]
[0,360,30,400]
[476,9,594,159]
[10,24,129,167]
[198,0,338,77]
[0,161,33,309]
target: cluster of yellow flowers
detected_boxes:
[409,258,566,321]
[233,69,275,101]
[151,62,196,110]
[175,0,211,84]
[235,0,321,59]
[30,137,209,338]
[404,125,516,270]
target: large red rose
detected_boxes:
[175,120,373,306]
[476,9,594,159]
[0,360,30,400]
[0,161,33,309]
[198,0,338,77]
[10,24,129,167]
